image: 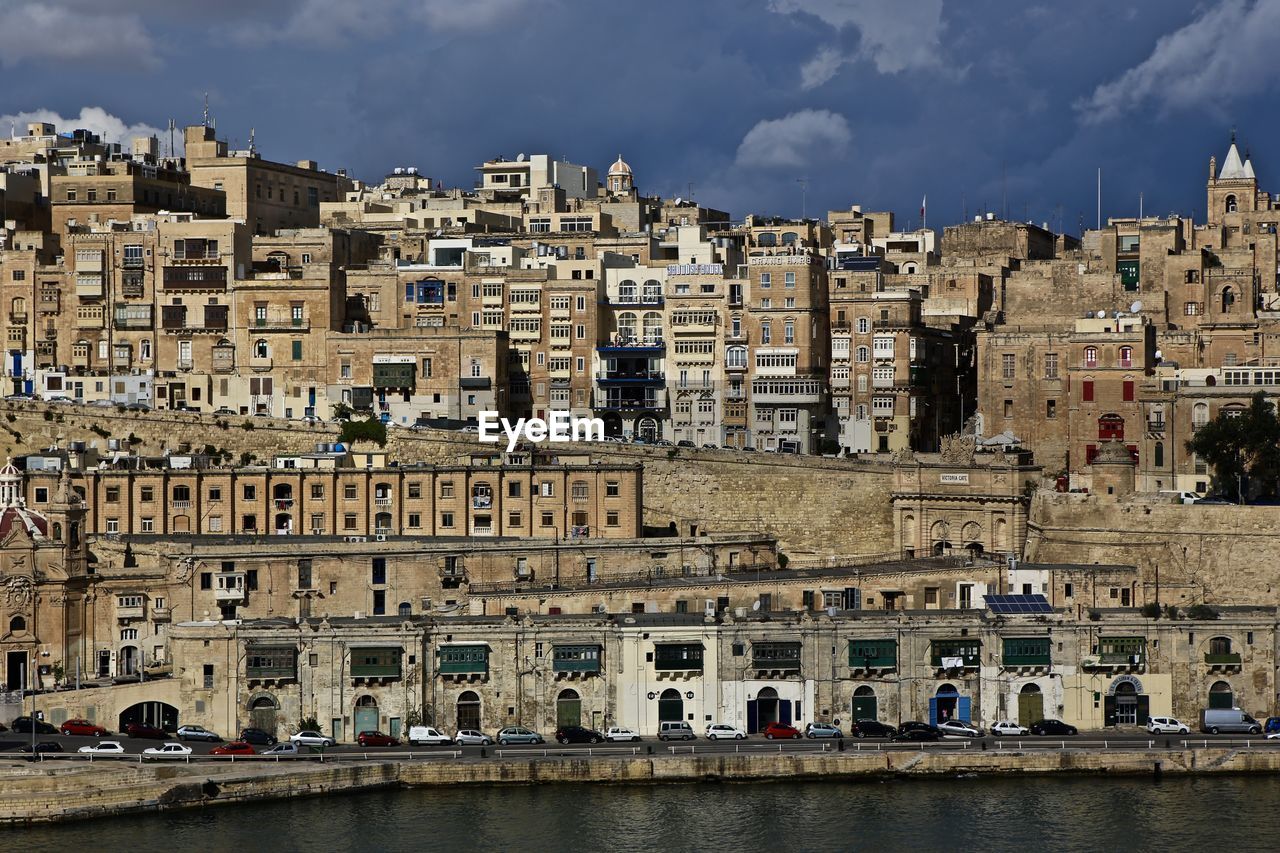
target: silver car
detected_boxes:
[454,729,493,746]
[496,726,544,745]
[805,722,844,739]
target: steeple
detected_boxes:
[1244,147,1256,180]
[1219,137,1248,180]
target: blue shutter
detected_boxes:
[957,696,972,723]
[746,701,758,734]
[779,700,792,726]
[928,697,939,726]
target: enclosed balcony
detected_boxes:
[437,644,489,682]
[213,572,246,602]
[751,641,801,677]
[552,645,602,678]
[931,639,981,671]
[1002,637,1051,670]
[246,646,298,684]
[653,643,703,678]
[848,639,897,673]
[350,646,402,682]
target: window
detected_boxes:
[1185,302,1201,316]
[1122,380,1134,402]
[441,512,455,528]
[761,322,771,345]
[1002,353,1015,380]
[440,481,454,498]
[1119,346,1133,368]
[372,558,387,585]
[243,484,256,500]
[857,317,869,334]
[141,517,154,532]
[344,483,358,500]
[372,590,385,615]
[343,513,357,530]
[203,664,214,689]
[541,511,554,527]
[1082,380,1094,402]
[1044,353,1058,379]
[311,484,324,499]
[140,486,154,502]
[508,481,521,498]
[407,482,421,499]
[1084,346,1098,368]
[855,346,869,363]
[606,510,619,526]
[760,272,771,288]
[1046,399,1057,419]
[200,572,212,590]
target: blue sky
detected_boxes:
[2,0,1276,234]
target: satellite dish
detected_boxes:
[1154,349,1163,360]
[516,152,526,162]
[1130,300,1143,313]
[1096,310,1106,318]
[674,197,683,205]
[752,600,761,611]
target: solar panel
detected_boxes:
[984,594,1052,615]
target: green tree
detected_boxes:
[1185,391,1280,500]
[340,417,387,448]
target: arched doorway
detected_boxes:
[1105,675,1148,726]
[657,688,684,723]
[1208,680,1234,710]
[601,412,623,438]
[932,683,966,725]
[852,685,877,722]
[118,701,178,732]
[249,694,278,734]
[930,521,951,555]
[119,645,138,676]
[1017,683,1043,727]
[747,686,781,733]
[637,417,659,442]
[456,691,481,731]
[354,695,379,735]
[556,688,582,727]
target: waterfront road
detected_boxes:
[2,730,1278,763]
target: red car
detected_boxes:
[60,719,109,737]
[356,730,400,747]
[763,722,801,740]
[125,722,168,739]
[210,741,256,756]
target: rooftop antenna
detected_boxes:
[796,176,809,220]
[1139,191,1143,221]
[167,118,175,160]
[1096,167,1101,230]
[248,127,256,154]
[202,92,209,128]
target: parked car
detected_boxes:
[290,730,336,748]
[937,720,985,738]
[407,726,452,746]
[1146,716,1190,735]
[176,724,222,742]
[1030,719,1078,736]
[1264,717,1280,734]
[261,742,300,756]
[21,741,63,754]
[78,741,125,754]
[604,727,641,742]
[658,721,696,741]
[1200,708,1261,735]
[676,440,696,448]
[892,728,942,743]
[990,720,1030,737]
[60,719,109,737]
[143,742,193,757]
[454,729,493,746]
[239,728,278,746]
[125,723,169,739]
[702,443,720,450]
[496,727,544,745]
[11,716,58,735]
[897,721,943,737]
[212,407,237,416]
[1195,494,1232,505]
[851,719,897,739]
[763,722,801,740]
[356,731,400,747]
[554,726,604,745]
[705,723,747,740]
[805,722,844,739]
[210,741,256,756]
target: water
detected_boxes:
[9,776,1280,852]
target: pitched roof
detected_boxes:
[1219,142,1249,180]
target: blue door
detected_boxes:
[928,697,939,726]
[957,696,972,723]
[779,700,792,726]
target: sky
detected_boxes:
[1,0,1277,236]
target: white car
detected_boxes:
[705,723,747,740]
[1146,716,1190,735]
[937,720,985,738]
[78,741,125,754]
[1267,732,1280,740]
[454,729,493,746]
[604,726,641,742]
[290,730,336,748]
[261,742,300,755]
[143,742,192,757]
[990,720,1030,737]
[408,726,453,746]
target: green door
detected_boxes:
[1018,692,1044,727]
[354,705,379,736]
[556,691,582,727]
[852,695,877,721]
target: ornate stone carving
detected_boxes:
[2,575,34,607]
[939,434,977,465]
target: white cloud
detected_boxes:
[0,4,157,68]
[415,0,545,30]
[735,109,852,169]
[0,107,164,147]
[1077,0,1280,124]
[769,0,945,87]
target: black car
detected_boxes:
[240,727,279,746]
[554,725,604,744]
[897,720,944,737]
[676,440,696,448]
[851,719,897,739]
[11,716,58,735]
[892,728,942,743]
[21,741,63,754]
[1030,719,1078,736]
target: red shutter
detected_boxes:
[1122,380,1134,401]
[1082,380,1094,402]
[1086,444,1098,464]
[1126,444,1138,462]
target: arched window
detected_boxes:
[1225,194,1238,214]
[398,601,412,617]
[642,280,662,304]
[761,320,771,345]
[857,318,869,334]
[757,232,778,247]
[1084,346,1098,368]
[1193,403,1209,428]
[902,262,918,274]
[172,484,191,503]
[784,319,795,344]
[726,346,746,369]
[618,280,637,303]
[856,374,868,392]
[1221,287,1236,313]
[1119,346,1133,368]
[11,297,25,316]
[781,231,799,246]
[855,404,867,419]
[855,346,869,363]
[615,312,637,342]
[641,312,662,344]
[254,339,269,358]
[9,615,26,633]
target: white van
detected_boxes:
[1159,491,1200,505]
[658,721,695,741]
[408,725,453,745]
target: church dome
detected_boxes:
[0,505,48,539]
[608,155,633,177]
